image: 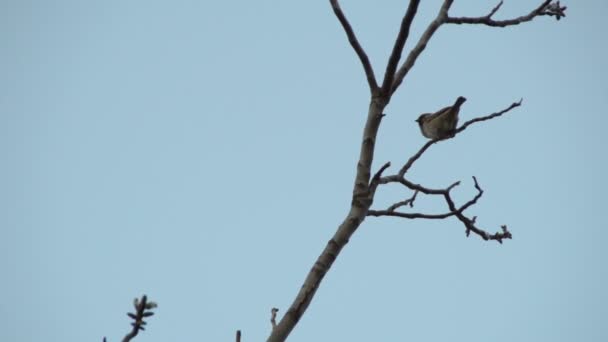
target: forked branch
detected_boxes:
[367,99,522,242]
[390,0,567,95]
[390,0,454,95]
[380,0,421,95]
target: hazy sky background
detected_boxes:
[2,1,607,341]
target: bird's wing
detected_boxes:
[429,106,452,122]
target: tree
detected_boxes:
[105,1,567,341]
[267,1,566,341]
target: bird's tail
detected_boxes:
[453,96,467,110]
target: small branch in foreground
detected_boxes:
[446,0,567,27]
[391,1,566,95]
[104,295,157,342]
[329,0,378,92]
[368,99,522,243]
[397,139,435,178]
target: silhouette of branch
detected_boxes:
[386,190,418,212]
[368,180,471,220]
[368,99,523,242]
[443,177,512,243]
[390,0,567,95]
[381,0,421,95]
[117,295,157,342]
[329,0,378,92]
[446,0,567,26]
[368,177,511,243]
[391,0,454,95]
[103,295,157,342]
[391,98,522,177]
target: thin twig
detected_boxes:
[395,99,522,177]
[443,178,512,243]
[329,0,378,92]
[397,139,436,177]
[391,0,454,95]
[386,190,419,212]
[455,99,522,134]
[369,176,509,242]
[487,1,504,18]
[381,0,421,95]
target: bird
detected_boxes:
[416,96,467,139]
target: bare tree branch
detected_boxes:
[380,0,421,95]
[369,176,509,242]
[391,0,454,95]
[330,0,379,92]
[379,175,454,195]
[446,0,567,27]
[386,190,418,211]
[104,295,157,342]
[368,210,454,219]
[367,98,523,242]
[390,1,567,95]
[443,177,512,243]
[455,99,522,134]
[368,180,472,220]
[394,98,522,177]
[397,139,436,177]
[267,0,565,338]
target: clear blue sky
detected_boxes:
[2,1,606,341]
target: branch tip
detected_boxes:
[118,295,157,342]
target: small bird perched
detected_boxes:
[416,96,467,139]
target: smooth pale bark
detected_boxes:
[267,96,387,342]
